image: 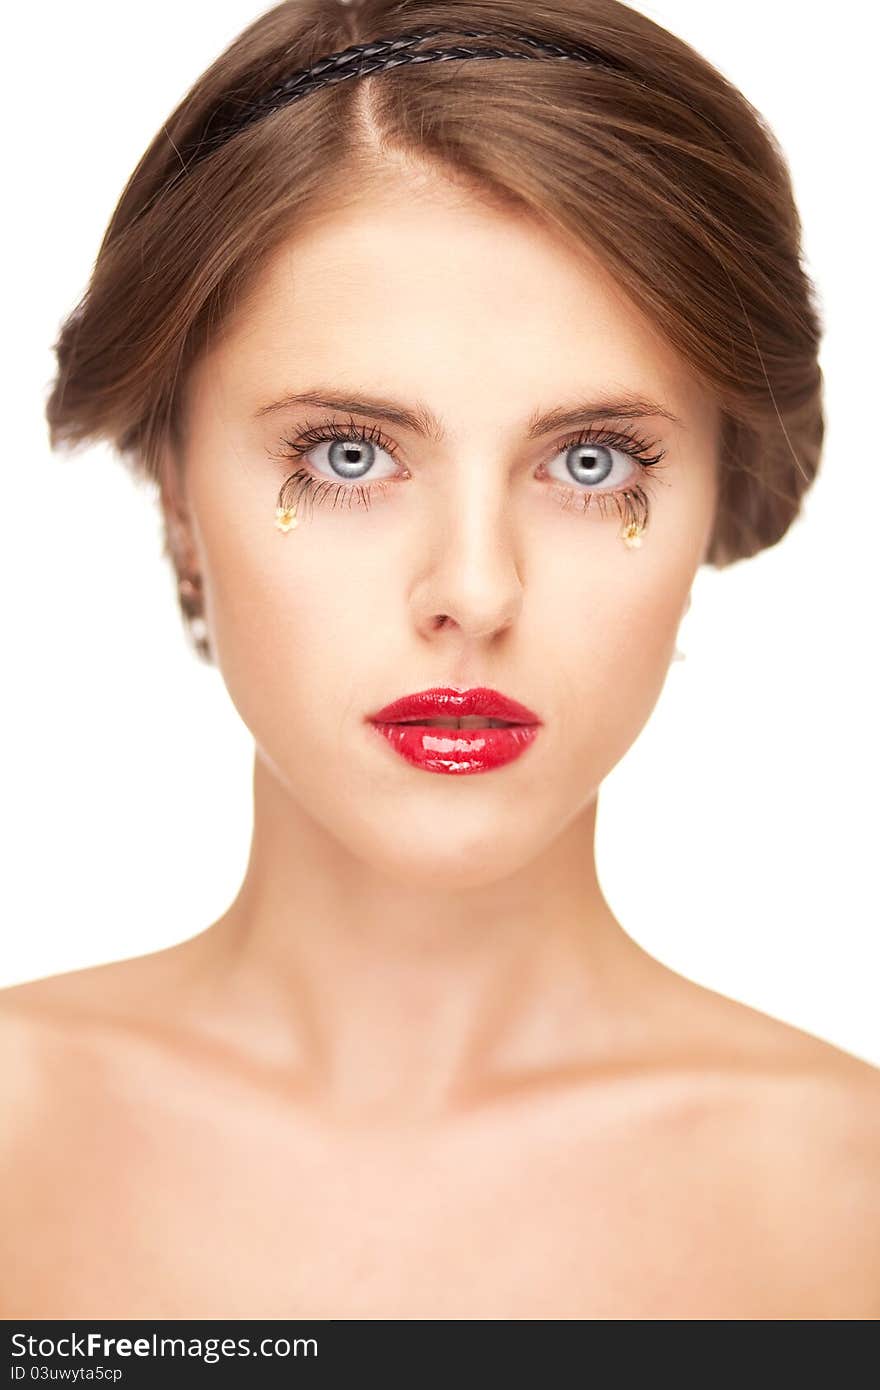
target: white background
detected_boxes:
[3,2,877,1065]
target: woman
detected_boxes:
[3,0,878,1319]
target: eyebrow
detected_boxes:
[252,388,682,439]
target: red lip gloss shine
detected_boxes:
[371,721,541,774]
[366,686,543,776]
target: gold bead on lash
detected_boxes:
[620,520,645,548]
[275,505,299,532]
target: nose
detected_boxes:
[409,479,524,644]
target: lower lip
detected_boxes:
[369,722,541,775]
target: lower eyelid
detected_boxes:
[278,467,395,514]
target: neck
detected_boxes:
[191,751,655,1122]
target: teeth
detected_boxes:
[398,716,514,729]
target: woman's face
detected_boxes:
[173,173,719,886]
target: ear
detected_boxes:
[158,445,199,581]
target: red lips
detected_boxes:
[366,687,543,776]
[368,686,542,726]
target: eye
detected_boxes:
[543,429,660,496]
[268,417,404,515]
[289,419,400,484]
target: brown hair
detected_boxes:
[45,0,825,661]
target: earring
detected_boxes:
[177,573,211,658]
[177,573,202,613]
[620,520,644,549]
[275,505,299,532]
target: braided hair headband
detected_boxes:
[186,26,625,170]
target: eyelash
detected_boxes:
[268,415,670,530]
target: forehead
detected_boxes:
[196,177,713,432]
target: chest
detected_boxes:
[5,1102,792,1319]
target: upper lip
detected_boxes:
[368,686,542,726]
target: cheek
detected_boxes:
[189,474,379,736]
[536,532,695,785]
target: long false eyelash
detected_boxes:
[268,418,671,527]
[269,416,398,517]
[277,465,392,517]
[542,425,671,533]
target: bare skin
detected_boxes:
[4,160,878,1318]
[2,930,879,1320]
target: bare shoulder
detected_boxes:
[0,961,140,1129]
[752,1056,880,1317]
[0,948,206,1222]
[661,960,880,1101]
[674,979,880,1316]
[0,975,84,1200]
[0,940,201,1028]
[0,930,217,1042]
[694,970,880,1150]
[0,943,202,1119]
